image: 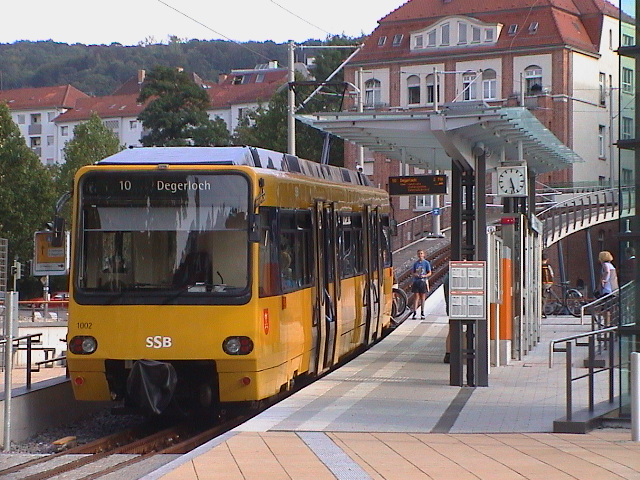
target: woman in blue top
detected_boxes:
[411,249,432,318]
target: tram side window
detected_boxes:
[259,208,280,297]
[340,214,364,278]
[279,210,313,292]
[381,218,392,268]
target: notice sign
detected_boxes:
[33,231,69,276]
[449,261,487,320]
[388,175,447,196]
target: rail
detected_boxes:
[537,186,635,247]
[549,326,618,421]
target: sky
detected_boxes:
[1,0,408,46]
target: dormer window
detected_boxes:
[471,26,481,43]
[232,75,244,85]
[410,17,500,52]
[508,24,518,35]
[441,24,450,45]
[392,34,403,46]
[378,36,387,46]
[458,22,467,44]
[528,22,539,34]
[427,30,436,46]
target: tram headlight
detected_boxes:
[222,336,254,355]
[69,336,98,355]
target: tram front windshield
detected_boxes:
[77,172,250,297]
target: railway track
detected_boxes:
[0,415,246,480]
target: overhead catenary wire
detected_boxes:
[156,0,273,62]
[269,0,333,37]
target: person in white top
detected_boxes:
[598,250,618,296]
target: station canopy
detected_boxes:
[296,103,583,174]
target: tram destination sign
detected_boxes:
[388,175,447,196]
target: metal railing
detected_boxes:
[0,333,59,390]
[538,186,635,247]
[393,206,450,254]
[549,326,618,421]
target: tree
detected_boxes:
[57,112,123,196]
[137,65,230,146]
[0,102,56,264]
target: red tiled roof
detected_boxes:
[55,94,146,122]
[208,70,287,108]
[355,0,617,64]
[379,0,616,23]
[0,85,89,110]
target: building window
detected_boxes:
[364,79,382,107]
[528,22,539,34]
[256,73,264,83]
[462,72,477,101]
[622,168,633,185]
[622,67,634,93]
[31,113,41,124]
[598,125,606,158]
[104,119,119,131]
[622,33,634,46]
[485,28,494,42]
[508,24,518,35]
[416,195,434,210]
[129,120,138,130]
[47,135,54,146]
[407,75,420,105]
[392,34,403,46]
[30,137,41,147]
[441,24,450,45]
[414,35,423,48]
[482,69,497,100]
[232,75,243,85]
[426,74,440,104]
[427,30,436,46]
[378,36,387,46]
[471,26,481,43]
[17,114,25,124]
[525,65,543,94]
[622,117,634,140]
[599,72,607,106]
[458,22,467,44]
[60,126,69,136]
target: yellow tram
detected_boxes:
[66,146,393,414]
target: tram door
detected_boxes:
[364,206,383,344]
[312,201,339,374]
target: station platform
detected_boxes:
[144,288,640,480]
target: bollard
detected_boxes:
[632,352,640,442]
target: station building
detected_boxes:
[341,0,623,222]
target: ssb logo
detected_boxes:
[145,336,173,348]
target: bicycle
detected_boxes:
[543,281,585,317]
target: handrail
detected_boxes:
[537,186,635,247]
[549,326,618,421]
[0,333,50,390]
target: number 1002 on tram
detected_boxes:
[66,146,394,415]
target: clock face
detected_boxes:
[497,167,527,196]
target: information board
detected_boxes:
[388,175,447,195]
[449,261,487,320]
[33,231,69,276]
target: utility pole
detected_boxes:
[287,40,296,156]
